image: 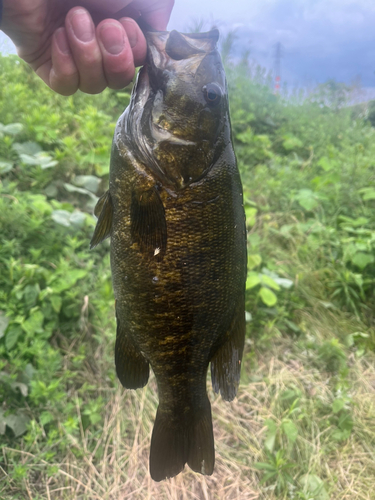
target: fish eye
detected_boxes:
[203,83,222,106]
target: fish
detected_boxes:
[90,27,247,482]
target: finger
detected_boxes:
[96,19,135,90]
[65,7,107,94]
[118,18,147,67]
[49,28,80,96]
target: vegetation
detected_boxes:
[0,48,374,500]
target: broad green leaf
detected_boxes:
[69,211,86,228]
[247,254,262,270]
[332,398,345,413]
[299,474,329,500]
[5,325,22,350]
[64,183,98,200]
[351,252,374,269]
[245,207,257,227]
[282,420,298,444]
[13,141,42,156]
[261,274,280,291]
[5,412,29,437]
[51,210,71,227]
[264,419,277,452]
[74,175,101,194]
[23,284,40,308]
[50,295,62,313]
[259,287,277,306]
[22,310,44,336]
[245,311,252,322]
[282,135,303,150]
[358,187,375,201]
[0,160,13,173]
[246,272,261,290]
[0,313,9,339]
[295,189,319,211]
[3,123,23,135]
[318,156,334,171]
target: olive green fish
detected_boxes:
[91,28,247,482]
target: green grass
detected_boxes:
[0,53,375,499]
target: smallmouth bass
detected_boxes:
[91,28,247,481]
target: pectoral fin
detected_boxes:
[130,186,167,261]
[90,190,113,249]
[210,298,245,401]
[115,314,149,389]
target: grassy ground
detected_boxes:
[2,314,375,499]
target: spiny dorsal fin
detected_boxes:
[90,190,113,249]
[130,186,167,261]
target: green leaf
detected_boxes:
[260,274,280,291]
[74,175,101,194]
[318,156,334,171]
[22,310,44,336]
[295,189,319,211]
[0,313,9,339]
[50,295,62,313]
[13,141,42,156]
[64,183,98,200]
[299,474,329,500]
[245,207,257,227]
[5,412,29,437]
[332,398,345,413]
[358,187,375,201]
[282,420,298,444]
[5,325,22,350]
[3,123,23,135]
[0,159,13,173]
[51,210,71,227]
[282,135,303,150]
[351,252,374,269]
[23,284,40,308]
[259,287,277,306]
[247,254,262,270]
[264,419,277,452]
[246,272,261,290]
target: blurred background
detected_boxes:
[1,1,375,499]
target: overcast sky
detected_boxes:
[1,0,375,88]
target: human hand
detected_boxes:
[1,0,174,95]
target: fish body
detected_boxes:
[91,28,247,481]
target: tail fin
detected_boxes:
[149,398,215,481]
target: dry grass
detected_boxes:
[2,314,375,500]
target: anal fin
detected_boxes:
[90,190,113,249]
[210,298,245,401]
[115,316,149,389]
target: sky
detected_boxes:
[1,0,375,88]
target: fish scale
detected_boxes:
[91,27,247,481]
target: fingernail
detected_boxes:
[71,8,94,42]
[100,23,125,55]
[121,19,138,48]
[55,28,70,54]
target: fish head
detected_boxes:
[123,28,230,191]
